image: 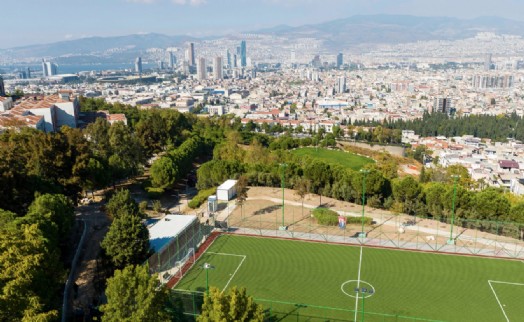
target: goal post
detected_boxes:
[174,248,195,279]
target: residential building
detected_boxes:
[433,97,453,114]
[213,56,223,80]
[197,57,206,80]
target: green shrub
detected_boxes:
[146,187,164,199]
[346,216,374,225]
[312,208,373,226]
[188,187,216,209]
[312,208,339,226]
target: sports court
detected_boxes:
[175,234,524,321]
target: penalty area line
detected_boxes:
[488,280,510,322]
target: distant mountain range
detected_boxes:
[2,15,524,60]
[251,15,524,50]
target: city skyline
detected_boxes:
[3,0,524,48]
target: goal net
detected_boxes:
[174,248,195,279]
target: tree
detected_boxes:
[198,286,264,322]
[0,224,60,322]
[100,265,170,322]
[26,193,75,244]
[150,157,178,189]
[294,177,311,218]
[392,176,422,217]
[236,175,248,218]
[105,189,140,219]
[101,213,151,269]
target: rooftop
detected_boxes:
[148,214,197,253]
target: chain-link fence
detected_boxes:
[226,204,524,259]
[148,221,214,275]
[169,290,445,322]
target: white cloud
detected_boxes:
[171,0,207,6]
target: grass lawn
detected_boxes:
[175,234,524,322]
[291,147,374,171]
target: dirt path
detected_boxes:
[71,197,111,314]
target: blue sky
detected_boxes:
[3,0,524,48]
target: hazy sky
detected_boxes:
[3,0,524,48]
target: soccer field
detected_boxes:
[175,234,524,322]
[290,147,374,171]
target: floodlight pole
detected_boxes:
[360,169,369,237]
[280,163,288,230]
[206,267,209,295]
[203,263,214,295]
[449,175,459,244]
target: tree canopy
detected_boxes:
[100,265,170,322]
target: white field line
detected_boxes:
[354,245,364,322]
[221,255,246,294]
[488,280,511,322]
[489,280,524,286]
[207,252,246,257]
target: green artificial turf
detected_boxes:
[175,235,524,322]
[291,147,374,171]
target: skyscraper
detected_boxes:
[42,59,48,77]
[169,51,177,69]
[233,54,238,68]
[197,57,206,80]
[0,76,5,96]
[43,61,58,76]
[226,49,231,68]
[27,67,31,79]
[135,57,142,75]
[188,43,195,67]
[336,76,346,93]
[213,56,223,80]
[484,54,492,71]
[337,53,344,68]
[240,40,247,67]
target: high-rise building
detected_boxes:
[213,56,223,80]
[311,55,322,68]
[484,54,492,71]
[42,59,48,77]
[226,49,231,68]
[240,40,247,67]
[0,76,5,96]
[337,53,344,68]
[27,67,31,79]
[336,76,346,93]
[169,51,177,69]
[433,97,454,114]
[43,61,58,76]
[197,57,206,80]
[472,74,514,89]
[135,57,143,75]
[188,43,195,67]
[233,54,238,68]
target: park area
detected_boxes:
[291,147,374,171]
[174,234,524,322]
